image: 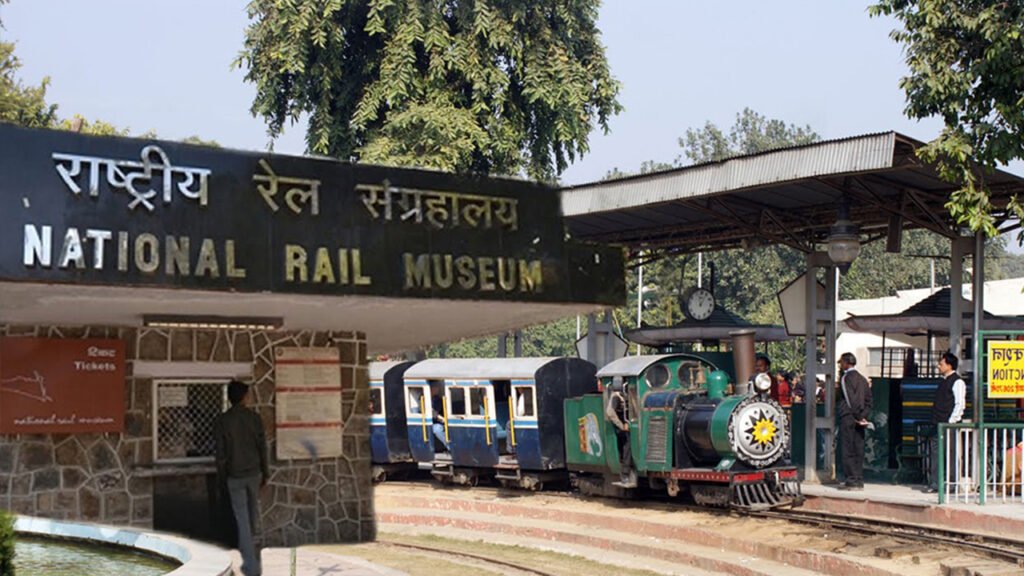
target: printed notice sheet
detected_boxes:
[274,347,343,459]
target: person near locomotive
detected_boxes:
[927,352,966,493]
[773,371,793,407]
[837,352,872,490]
[214,380,268,576]
[605,379,636,487]
[740,354,773,396]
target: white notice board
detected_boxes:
[274,347,343,460]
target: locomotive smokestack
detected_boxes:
[729,329,756,390]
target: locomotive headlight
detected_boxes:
[754,372,772,393]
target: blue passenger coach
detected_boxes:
[369,360,417,482]
[402,357,597,488]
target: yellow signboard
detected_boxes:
[988,341,1024,398]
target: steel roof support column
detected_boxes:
[949,238,965,357]
[972,230,986,504]
[803,251,836,484]
[822,265,838,480]
[972,231,985,423]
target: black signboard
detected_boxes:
[0,124,622,305]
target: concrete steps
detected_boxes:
[375,489,914,576]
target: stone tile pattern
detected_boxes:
[0,325,374,546]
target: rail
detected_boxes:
[939,422,1024,504]
[751,507,1024,565]
[377,539,558,576]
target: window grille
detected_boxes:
[153,379,228,463]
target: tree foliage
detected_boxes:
[679,108,818,165]
[237,0,621,180]
[0,507,13,576]
[869,0,1024,237]
[0,41,56,129]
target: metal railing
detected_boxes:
[876,347,943,379]
[938,423,1024,504]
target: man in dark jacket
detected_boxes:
[837,352,872,490]
[927,352,966,492]
[215,381,268,576]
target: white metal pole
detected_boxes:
[576,315,581,340]
[697,252,703,288]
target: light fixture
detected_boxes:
[142,314,283,331]
[827,198,861,273]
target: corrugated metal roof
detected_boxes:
[596,354,689,377]
[403,357,562,380]
[561,132,897,216]
[557,130,1024,255]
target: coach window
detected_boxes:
[406,385,426,416]
[512,385,536,418]
[369,387,384,416]
[447,385,467,418]
[468,386,489,417]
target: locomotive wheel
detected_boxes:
[666,479,680,498]
[530,482,544,492]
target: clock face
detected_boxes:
[687,288,715,321]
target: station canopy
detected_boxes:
[624,307,790,346]
[560,132,1024,256]
[844,286,1024,335]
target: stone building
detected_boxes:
[0,125,622,546]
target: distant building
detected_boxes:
[837,277,1024,378]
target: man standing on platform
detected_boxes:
[927,352,966,493]
[215,381,268,576]
[837,352,872,491]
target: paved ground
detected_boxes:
[802,481,1024,538]
[230,548,408,576]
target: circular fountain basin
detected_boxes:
[14,516,232,576]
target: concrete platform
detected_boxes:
[801,482,1024,539]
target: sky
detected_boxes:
[2,0,1021,251]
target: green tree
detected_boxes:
[0,507,13,576]
[869,0,1024,238]
[237,0,621,180]
[679,108,818,164]
[0,41,56,128]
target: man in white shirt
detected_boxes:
[927,352,967,493]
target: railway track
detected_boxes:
[747,507,1024,566]
[381,480,1024,570]
[376,539,559,576]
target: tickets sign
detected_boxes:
[0,337,125,433]
[987,341,1024,398]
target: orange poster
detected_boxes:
[0,337,125,433]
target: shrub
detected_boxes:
[0,508,14,576]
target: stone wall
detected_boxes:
[0,325,373,546]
